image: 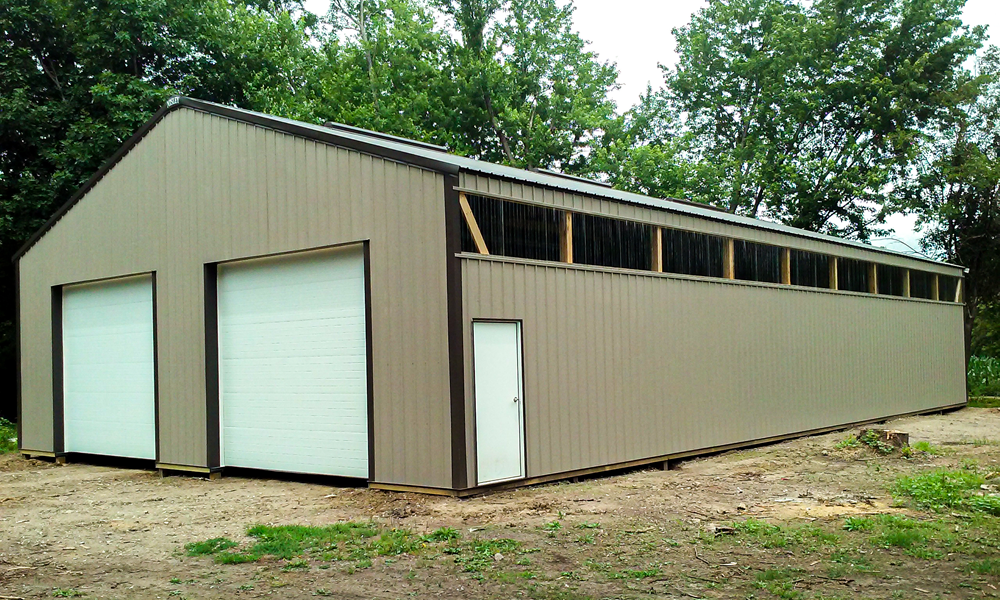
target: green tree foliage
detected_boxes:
[0,0,617,419]
[903,48,1000,351]
[439,0,619,169]
[603,0,984,240]
[972,302,1000,358]
[0,0,320,418]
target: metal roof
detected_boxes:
[14,97,963,272]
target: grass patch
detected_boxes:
[52,590,84,598]
[609,567,660,579]
[894,469,1000,516]
[731,518,838,550]
[755,568,805,599]
[184,537,238,557]
[970,558,1000,576]
[835,435,860,449]
[969,356,1000,397]
[903,441,944,457]
[454,538,521,574]
[0,418,17,454]
[969,396,1000,408]
[842,514,944,559]
[188,522,462,567]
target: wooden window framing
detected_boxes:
[456,192,958,304]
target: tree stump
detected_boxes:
[859,429,909,448]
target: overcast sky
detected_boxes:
[302,0,999,253]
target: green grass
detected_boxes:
[970,558,1000,576]
[969,356,1000,397]
[52,590,83,598]
[840,514,945,559]
[0,418,17,454]
[187,522,462,567]
[835,434,860,449]
[909,441,944,456]
[184,537,238,557]
[754,568,805,599]
[730,518,839,550]
[969,396,1000,408]
[453,538,521,574]
[894,469,1000,516]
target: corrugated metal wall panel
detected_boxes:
[461,257,966,482]
[19,109,452,487]
[457,173,964,277]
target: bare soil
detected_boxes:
[2,407,1000,599]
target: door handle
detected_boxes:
[513,396,519,403]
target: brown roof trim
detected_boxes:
[12,97,460,262]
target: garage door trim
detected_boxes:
[206,241,375,479]
[55,271,159,460]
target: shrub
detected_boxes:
[969,356,1000,397]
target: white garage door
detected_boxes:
[218,245,369,477]
[62,275,156,459]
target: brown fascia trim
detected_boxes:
[12,97,460,263]
[50,286,64,455]
[203,263,220,469]
[444,174,469,490]
[14,261,21,451]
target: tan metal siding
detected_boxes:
[457,173,964,277]
[461,257,966,482]
[19,108,452,487]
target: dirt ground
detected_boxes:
[2,408,1000,600]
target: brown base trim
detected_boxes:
[446,402,968,497]
[21,450,57,459]
[369,482,462,497]
[155,462,216,474]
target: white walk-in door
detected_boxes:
[62,275,156,459]
[218,245,368,477]
[473,321,525,485]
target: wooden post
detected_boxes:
[955,278,963,303]
[458,192,489,255]
[780,248,791,285]
[902,269,911,298]
[559,211,573,264]
[868,263,878,294]
[828,257,839,290]
[931,274,940,301]
[723,238,736,279]
[651,227,663,273]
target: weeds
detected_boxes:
[969,396,1000,408]
[841,515,943,559]
[52,590,84,598]
[895,469,1000,516]
[0,418,17,454]
[969,356,1000,397]
[454,538,521,574]
[187,522,465,568]
[859,430,897,455]
[184,537,237,557]
[970,558,1000,576]
[835,435,860,449]
[731,518,838,550]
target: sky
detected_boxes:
[302,0,1000,255]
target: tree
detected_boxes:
[581,87,692,200]
[439,0,619,169]
[903,48,1000,354]
[610,0,984,240]
[316,0,464,148]
[0,0,321,419]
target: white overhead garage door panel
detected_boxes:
[62,275,156,459]
[218,245,369,477]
